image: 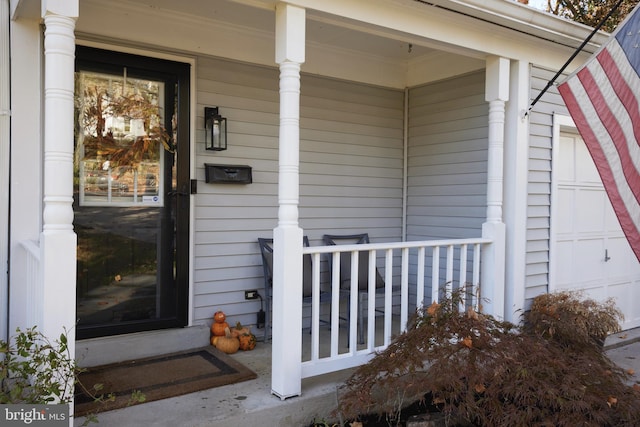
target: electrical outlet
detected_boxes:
[245,290,259,300]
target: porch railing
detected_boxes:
[18,240,43,329]
[300,237,491,379]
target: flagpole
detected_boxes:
[526,0,626,115]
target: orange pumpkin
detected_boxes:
[238,333,257,351]
[211,321,230,336]
[230,321,251,338]
[215,327,240,354]
[213,311,226,323]
[211,311,230,336]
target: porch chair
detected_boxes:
[322,233,389,344]
[258,236,338,342]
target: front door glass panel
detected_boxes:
[74,48,189,339]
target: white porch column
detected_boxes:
[40,0,78,353]
[481,56,508,319]
[271,2,305,400]
[503,60,529,322]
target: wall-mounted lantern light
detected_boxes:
[204,107,227,151]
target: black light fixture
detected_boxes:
[204,107,227,151]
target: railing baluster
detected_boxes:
[311,253,321,360]
[384,249,393,346]
[348,248,359,353]
[432,246,440,304]
[473,243,481,311]
[367,248,376,349]
[330,252,341,357]
[459,244,468,312]
[446,244,454,296]
[400,247,409,332]
[416,247,425,310]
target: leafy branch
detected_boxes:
[0,327,145,425]
[80,86,174,169]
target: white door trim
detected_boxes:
[549,113,575,293]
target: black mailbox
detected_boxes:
[205,164,252,184]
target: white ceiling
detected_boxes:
[124,0,440,62]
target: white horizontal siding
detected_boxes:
[405,71,487,301]
[525,65,570,306]
[193,56,404,328]
[407,71,487,241]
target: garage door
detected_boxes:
[553,130,640,330]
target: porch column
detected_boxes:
[503,60,529,322]
[41,0,78,356]
[481,56,508,319]
[272,2,305,400]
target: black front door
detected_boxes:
[73,47,190,339]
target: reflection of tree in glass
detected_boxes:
[80,85,174,169]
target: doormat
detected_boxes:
[74,346,257,417]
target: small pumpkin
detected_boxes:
[211,311,230,336]
[213,311,226,323]
[211,321,229,336]
[230,321,251,338]
[238,333,257,351]
[211,336,220,347]
[215,327,240,354]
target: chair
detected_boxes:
[258,236,337,342]
[322,233,387,344]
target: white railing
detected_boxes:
[300,237,491,379]
[18,240,43,329]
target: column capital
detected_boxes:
[485,56,509,103]
[275,3,305,65]
[42,0,78,18]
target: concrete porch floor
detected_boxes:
[74,340,353,427]
[73,325,640,427]
[72,320,379,427]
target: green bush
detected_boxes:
[0,327,76,404]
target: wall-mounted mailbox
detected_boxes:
[205,164,252,184]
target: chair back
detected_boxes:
[322,233,384,291]
[258,236,312,298]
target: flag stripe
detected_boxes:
[597,45,640,150]
[558,4,640,263]
[569,72,640,235]
[560,76,640,229]
[578,63,640,204]
[558,81,640,259]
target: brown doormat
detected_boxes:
[74,346,257,417]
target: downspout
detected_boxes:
[0,0,11,342]
[402,87,408,242]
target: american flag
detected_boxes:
[558,5,640,263]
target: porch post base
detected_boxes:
[481,221,506,319]
[271,389,302,401]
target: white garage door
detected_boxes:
[553,130,640,330]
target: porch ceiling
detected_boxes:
[75,0,606,88]
[113,0,483,87]
[125,0,439,60]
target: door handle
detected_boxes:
[604,249,611,262]
[167,190,189,196]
